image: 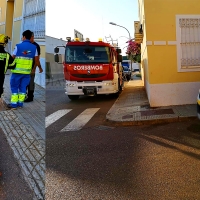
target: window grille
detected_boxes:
[23,0,45,39]
[179,17,200,69]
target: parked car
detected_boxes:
[122,66,131,81]
[197,89,200,119]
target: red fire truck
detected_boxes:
[54,37,124,100]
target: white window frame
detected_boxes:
[176,15,200,72]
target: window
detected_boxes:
[176,15,200,72]
[23,0,45,39]
[65,46,110,64]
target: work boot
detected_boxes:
[24,98,33,102]
[6,104,17,110]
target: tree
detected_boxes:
[126,40,141,63]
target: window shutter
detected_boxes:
[23,0,45,39]
[179,18,200,69]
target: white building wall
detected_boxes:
[34,57,46,88]
[46,35,67,82]
[46,36,66,54]
[146,81,200,107]
[22,0,45,88]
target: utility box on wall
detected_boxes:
[134,21,141,33]
[134,21,143,44]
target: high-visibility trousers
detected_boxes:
[10,73,30,107]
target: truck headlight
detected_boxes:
[105,82,117,86]
[66,83,76,87]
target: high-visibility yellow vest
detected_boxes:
[11,40,37,74]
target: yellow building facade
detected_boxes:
[0,0,45,88]
[138,0,200,107]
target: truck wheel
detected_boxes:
[111,80,120,98]
[127,76,131,81]
[68,95,79,100]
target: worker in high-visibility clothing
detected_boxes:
[7,30,40,109]
[0,34,16,98]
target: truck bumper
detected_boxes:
[65,80,119,96]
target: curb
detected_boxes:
[106,115,197,126]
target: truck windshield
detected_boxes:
[65,46,110,63]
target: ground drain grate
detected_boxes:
[140,108,174,116]
[94,125,115,131]
[122,114,133,119]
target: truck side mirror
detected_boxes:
[117,55,122,62]
[54,47,59,53]
[54,54,59,62]
[116,48,121,54]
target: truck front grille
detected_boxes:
[71,74,106,78]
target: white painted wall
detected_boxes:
[46,35,67,82]
[34,57,46,88]
[46,35,66,54]
[146,81,200,107]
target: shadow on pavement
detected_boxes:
[0,128,34,199]
[46,119,200,200]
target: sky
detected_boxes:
[46,0,139,55]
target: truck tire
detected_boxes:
[111,79,120,98]
[68,95,79,100]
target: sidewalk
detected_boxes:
[106,72,197,125]
[0,71,45,200]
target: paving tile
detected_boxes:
[0,74,45,198]
[106,78,197,124]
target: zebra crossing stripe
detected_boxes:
[45,109,72,128]
[60,108,100,132]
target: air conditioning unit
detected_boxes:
[134,21,141,34]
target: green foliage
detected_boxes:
[127,54,141,63]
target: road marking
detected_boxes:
[60,108,100,132]
[45,109,72,128]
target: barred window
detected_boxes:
[176,15,200,72]
[23,0,45,39]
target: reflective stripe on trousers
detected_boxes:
[10,73,31,108]
[10,93,26,108]
[11,93,18,108]
[18,93,26,103]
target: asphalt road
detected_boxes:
[46,89,200,200]
[46,88,118,132]
[0,127,34,200]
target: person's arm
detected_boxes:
[37,58,43,73]
[31,57,39,74]
[36,44,43,73]
[7,54,16,69]
[12,45,17,59]
[31,48,39,74]
[33,55,42,73]
[32,45,43,73]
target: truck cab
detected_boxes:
[54,38,123,100]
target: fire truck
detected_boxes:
[54,37,124,100]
